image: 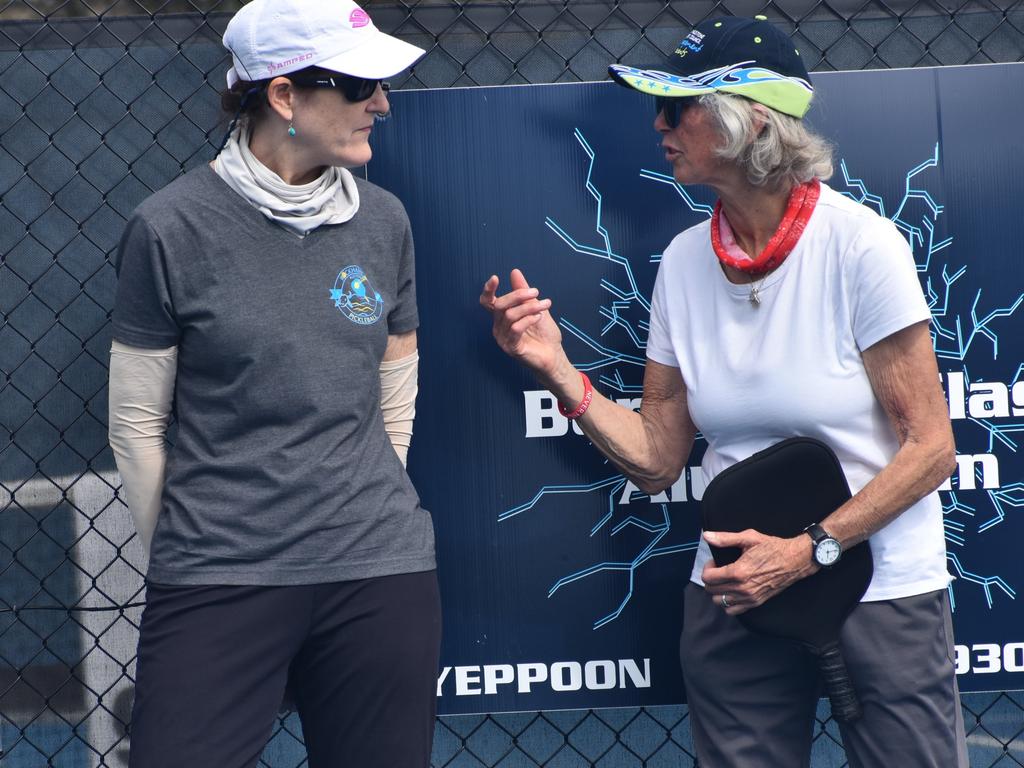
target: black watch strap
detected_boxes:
[805,523,829,544]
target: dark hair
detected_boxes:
[216,79,269,152]
[221,79,268,117]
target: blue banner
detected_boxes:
[369,63,1024,714]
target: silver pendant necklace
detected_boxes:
[748,275,767,306]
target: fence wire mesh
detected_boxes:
[1,0,1023,765]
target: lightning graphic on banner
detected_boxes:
[838,144,1020,611]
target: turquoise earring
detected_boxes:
[288,123,296,137]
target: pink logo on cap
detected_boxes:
[349,9,370,28]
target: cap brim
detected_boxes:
[609,64,687,96]
[610,64,753,99]
[608,64,812,118]
[318,30,426,79]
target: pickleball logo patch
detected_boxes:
[330,265,384,325]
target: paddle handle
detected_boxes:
[817,642,861,722]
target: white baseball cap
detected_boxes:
[223,0,426,88]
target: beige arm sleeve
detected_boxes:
[108,340,177,555]
[379,350,418,467]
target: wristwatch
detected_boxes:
[804,523,842,568]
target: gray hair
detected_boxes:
[699,92,833,190]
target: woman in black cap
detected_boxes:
[482,15,967,768]
[108,1,440,766]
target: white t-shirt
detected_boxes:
[647,183,950,601]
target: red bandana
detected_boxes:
[711,179,821,276]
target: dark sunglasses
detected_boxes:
[288,73,390,103]
[655,96,697,129]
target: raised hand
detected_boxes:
[480,269,567,379]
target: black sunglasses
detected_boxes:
[288,73,390,103]
[655,96,697,129]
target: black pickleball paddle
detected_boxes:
[699,437,873,722]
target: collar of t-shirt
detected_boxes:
[212,122,360,236]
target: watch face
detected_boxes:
[816,538,842,566]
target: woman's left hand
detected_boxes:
[700,529,818,615]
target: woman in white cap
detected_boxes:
[108,2,438,766]
[482,16,968,768]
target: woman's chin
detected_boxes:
[334,148,373,169]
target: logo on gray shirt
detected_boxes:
[330,265,384,325]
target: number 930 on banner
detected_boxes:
[955,643,1024,675]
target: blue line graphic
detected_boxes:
[839,145,1018,611]
[548,506,699,630]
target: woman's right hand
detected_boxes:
[480,268,566,380]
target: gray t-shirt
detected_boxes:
[112,165,435,586]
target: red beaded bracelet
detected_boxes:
[558,371,594,420]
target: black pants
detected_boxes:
[128,571,442,768]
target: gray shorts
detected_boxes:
[680,583,968,768]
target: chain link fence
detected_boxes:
[1,0,1022,765]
